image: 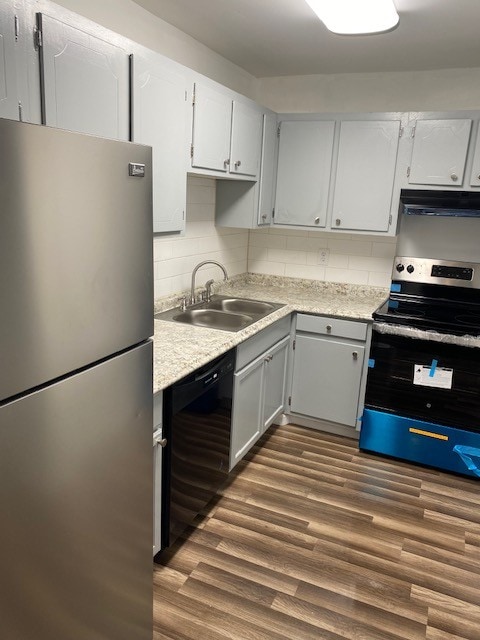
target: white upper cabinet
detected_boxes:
[257,112,278,226]
[38,13,129,140]
[191,82,263,179]
[0,1,35,122]
[214,110,278,229]
[0,2,20,120]
[191,82,232,172]
[407,118,472,186]
[229,100,262,177]
[275,120,335,227]
[331,120,401,232]
[131,51,188,233]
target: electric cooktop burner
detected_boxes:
[374,256,480,336]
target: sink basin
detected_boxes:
[205,298,275,315]
[154,295,285,332]
[172,308,253,331]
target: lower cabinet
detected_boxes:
[230,318,291,470]
[152,391,163,556]
[290,314,368,429]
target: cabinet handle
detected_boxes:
[352,351,358,361]
[335,218,341,226]
[234,160,241,168]
[451,173,458,182]
[326,324,332,333]
[224,159,230,167]
[314,217,320,224]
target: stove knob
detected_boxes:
[407,264,415,274]
[396,263,405,272]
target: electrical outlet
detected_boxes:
[318,248,329,265]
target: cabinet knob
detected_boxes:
[154,436,167,448]
[450,173,458,182]
[352,351,358,361]
[314,217,320,224]
[335,218,341,226]
[261,214,267,220]
[264,355,273,363]
[224,159,230,167]
[234,160,241,168]
[326,324,332,333]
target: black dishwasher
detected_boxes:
[160,350,235,551]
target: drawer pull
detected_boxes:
[352,351,358,360]
[326,324,332,333]
[409,427,448,441]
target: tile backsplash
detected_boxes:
[153,177,397,300]
[153,176,248,299]
[248,228,397,287]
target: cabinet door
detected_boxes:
[230,356,263,470]
[469,128,480,187]
[38,13,129,140]
[275,120,335,227]
[229,100,262,177]
[132,53,188,233]
[0,2,20,120]
[257,112,278,226]
[332,120,401,232]
[191,82,232,172]
[263,336,289,430]
[408,119,472,186]
[291,335,365,427]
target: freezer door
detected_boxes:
[0,342,153,640]
[0,119,153,401]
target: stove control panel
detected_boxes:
[392,257,479,289]
[431,264,473,280]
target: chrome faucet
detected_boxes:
[190,260,228,305]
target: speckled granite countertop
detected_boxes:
[153,274,388,393]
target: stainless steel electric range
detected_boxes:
[359,256,480,478]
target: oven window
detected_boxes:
[365,332,480,433]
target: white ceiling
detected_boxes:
[131,0,480,77]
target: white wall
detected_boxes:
[49,0,257,98]
[153,177,248,299]
[396,215,480,263]
[255,67,480,113]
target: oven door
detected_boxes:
[360,327,480,477]
[365,329,480,432]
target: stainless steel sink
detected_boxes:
[205,298,275,315]
[154,295,285,332]
[172,308,253,331]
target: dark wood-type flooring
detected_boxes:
[153,423,480,639]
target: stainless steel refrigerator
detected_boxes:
[0,118,154,639]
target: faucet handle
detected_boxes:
[205,279,215,302]
[178,296,188,311]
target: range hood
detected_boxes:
[400,189,480,217]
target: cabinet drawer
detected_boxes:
[236,315,291,371]
[296,314,367,341]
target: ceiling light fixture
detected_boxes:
[305,0,399,35]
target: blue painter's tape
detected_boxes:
[429,359,438,377]
[388,300,399,309]
[390,283,401,293]
[368,358,375,368]
[453,445,480,477]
